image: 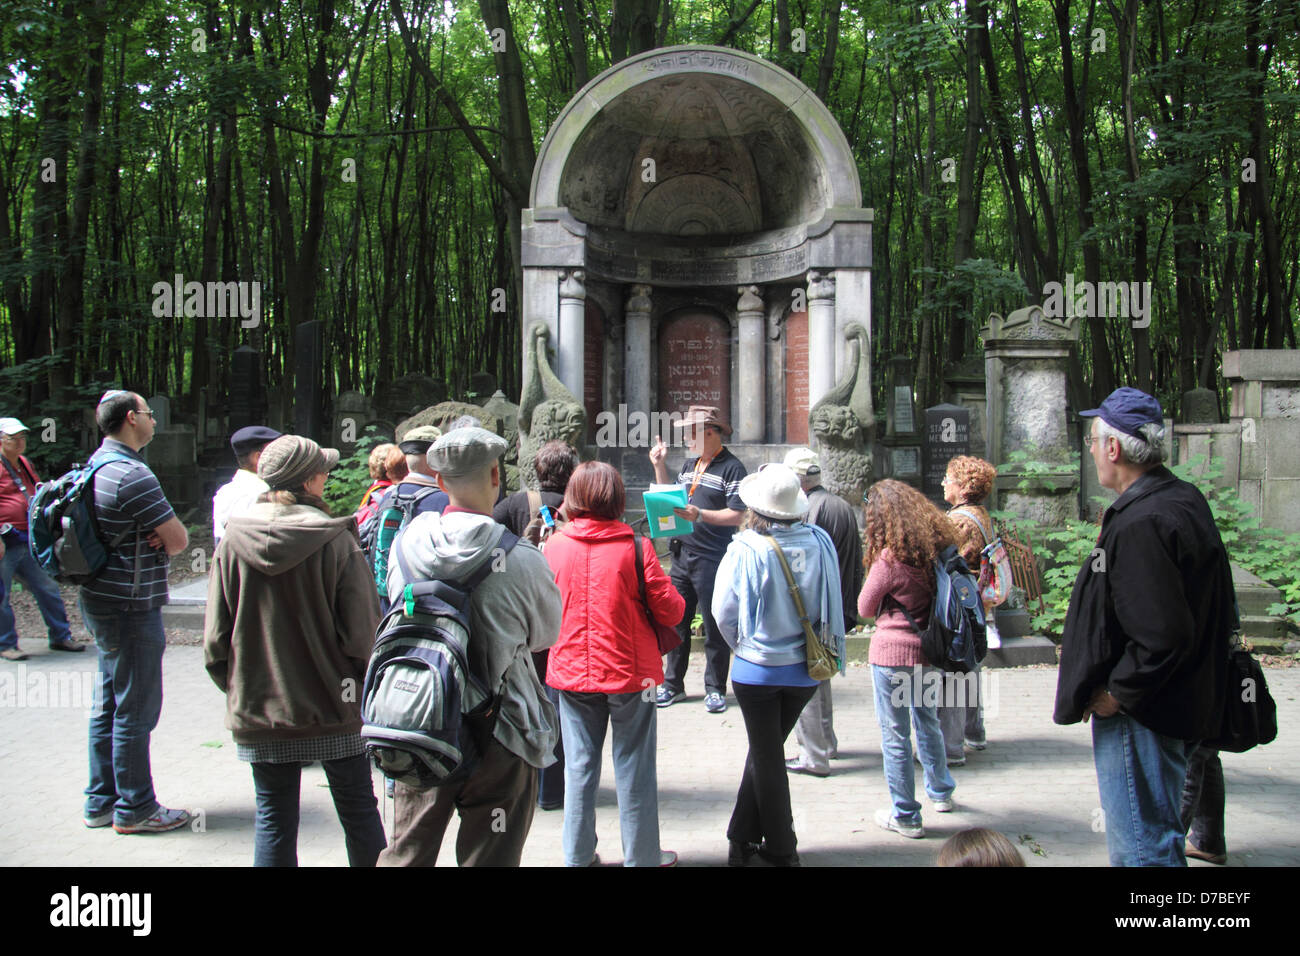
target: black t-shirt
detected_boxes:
[492,489,564,538]
[675,446,747,561]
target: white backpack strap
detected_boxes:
[951,507,992,546]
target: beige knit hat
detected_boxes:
[256,435,340,490]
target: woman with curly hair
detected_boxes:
[939,455,998,760]
[858,479,959,839]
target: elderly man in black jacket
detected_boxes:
[1055,387,1233,867]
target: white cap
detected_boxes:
[0,418,29,436]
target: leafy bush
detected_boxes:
[322,426,388,516]
[991,452,1300,638]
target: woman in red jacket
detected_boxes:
[544,461,685,867]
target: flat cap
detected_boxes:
[257,435,340,490]
[398,424,443,455]
[783,447,821,476]
[427,426,506,477]
[230,425,282,457]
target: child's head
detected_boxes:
[937,828,1025,867]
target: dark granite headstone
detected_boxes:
[923,403,970,500]
[468,371,498,404]
[229,345,265,432]
[293,322,324,441]
[1181,387,1220,424]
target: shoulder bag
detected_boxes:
[759,534,838,681]
[632,532,683,655]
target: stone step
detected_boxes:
[1233,562,1284,618]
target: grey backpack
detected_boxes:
[360,528,518,790]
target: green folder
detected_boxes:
[643,484,694,539]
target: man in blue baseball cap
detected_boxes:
[213,426,281,545]
[1055,387,1235,866]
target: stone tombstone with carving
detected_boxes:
[229,346,265,433]
[982,305,1081,525]
[481,390,521,450]
[519,321,586,491]
[923,404,970,502]
[809,322,873,504]
[657,311,731,422]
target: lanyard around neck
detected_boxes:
[688,454,715,499]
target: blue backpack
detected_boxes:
[360,528,519,790]
[27,452,138,584]
[888,545,987,673]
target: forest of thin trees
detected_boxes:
[1,0,1296,430]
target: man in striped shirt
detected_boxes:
[81,391,192,834]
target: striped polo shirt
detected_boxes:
[79,438,175,611]
[675,446,747,561]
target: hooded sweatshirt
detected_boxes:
[204,501,380,743]
[386,509,562,768]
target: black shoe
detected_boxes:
[538,801,563,811]
[727,840,759,867]
[754,844,801,867]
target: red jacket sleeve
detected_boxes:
[641,536,685,627]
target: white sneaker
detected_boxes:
[932,797,955,813]
[875,808,925,838]
[986,623,1002,649]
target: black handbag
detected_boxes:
[632,533,683,656]
[1205,643,1278,753]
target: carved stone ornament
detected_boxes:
[518,321,587,489]
[808,322,873,503]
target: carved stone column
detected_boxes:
[624,284,653,421]
[807,270,836,408]
[557,270,586,400]
[736,285,766,442]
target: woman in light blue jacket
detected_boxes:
[712,463,845,866]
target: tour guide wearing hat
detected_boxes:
[649,405,748,714]
[1055,387,1234,866]
[212,425,282,546]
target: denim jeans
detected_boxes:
[250,754,387,867]
[728,681,818,858]
[664,550,730,696]
[938,659,985,757]
[81,598,166,825]
[0,538,73,649]
[871,664,955,824]
[1092,712,1193,866]
[1180,745,1225,857]
[559,689,661,866]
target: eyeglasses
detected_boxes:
[135,409,155,420]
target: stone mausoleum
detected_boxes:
[519,45,874,497]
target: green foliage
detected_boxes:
[321,427,387,517]
[993,453,1300,638]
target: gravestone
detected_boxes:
[293,322,325,441]
[332,390,373,450]
[887,356,917,438]
[468,371,498,405]
[922,403,970,502]
[481,390,521,447]
[229,346,265,432]
[657,311,730,423]
[147,395,171,431]
[1181,387,1219,424]
[376,374,446,424]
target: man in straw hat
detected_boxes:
[648,405,747,714]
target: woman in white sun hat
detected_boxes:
[711,463,845,866]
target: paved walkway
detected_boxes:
[2,644,1295,867]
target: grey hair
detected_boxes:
[1096,417,1166,466]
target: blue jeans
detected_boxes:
[251,754,387,867]
[81,598,166,825]
[871,664,955,824]
[1092,712,1193,866]
[0,538,73,649]
[559,689,661,866]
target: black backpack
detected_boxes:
[887,545,987,673]
[360,528,519,790]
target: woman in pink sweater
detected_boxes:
[858,480,960,839]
